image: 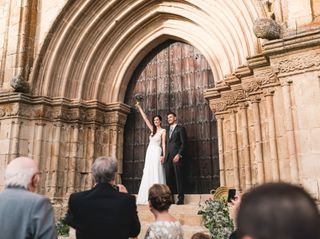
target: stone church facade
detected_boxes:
[0,0,319,212]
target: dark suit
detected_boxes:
[164,124,187,202]
[65,183,140,239]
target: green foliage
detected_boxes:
[56,218,70,237]
[198,198,234,239]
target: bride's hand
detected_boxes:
[135,101,140,108]
[160,156,165,164]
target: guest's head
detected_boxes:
[167,111,177,125]
[5,157,40,192]
[237,182,320,239]
[92,156,118,184]
[191,232,211,239]
[148,184,173,212]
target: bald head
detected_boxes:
[5,157,39,191]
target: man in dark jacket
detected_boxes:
[164,111,187,205]
[65,156,140,239]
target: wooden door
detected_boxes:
[123,40,219,194]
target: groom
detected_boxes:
[164,112,187,205]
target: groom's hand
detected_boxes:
[173,154,180,163]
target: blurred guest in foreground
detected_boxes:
[0,157,57,239]
[236,182,320,239]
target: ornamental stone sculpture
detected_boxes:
[11,75,30,93]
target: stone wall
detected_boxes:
[0,93,129,212]
[205,29,320,199]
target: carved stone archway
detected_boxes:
[0,0,267,213]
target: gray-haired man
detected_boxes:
[0,157,57,239]
[65,156,141,239]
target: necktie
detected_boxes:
[169,126,173,138]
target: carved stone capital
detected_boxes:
[208,90,246,113]
[0,95,130,128]
[209,101,228,113]
[243,69,279,93]
[248,95,262,103]
[264,88,275,97]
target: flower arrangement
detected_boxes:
[198,198,234,239]
[56,218,70,237]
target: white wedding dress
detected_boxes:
[136,129,166,204]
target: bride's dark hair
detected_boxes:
[152,115,162,136]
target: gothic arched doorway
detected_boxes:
[123,40,219,194]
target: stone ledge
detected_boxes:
[263,28,320,56]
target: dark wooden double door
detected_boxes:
[123,40,219,194]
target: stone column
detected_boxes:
[251,97,265,184]
[217,115,226,186]
[34,122,44,166]
[281,80,299,183]
[239,103,252,190]
[9,119,22,160]
[104,104,130,183]
[230,109,240,190]
[264,89,280,181]
[67,124,79,195]
[50,123,62,198]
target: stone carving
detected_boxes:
[210,90,246,113]
[10,75,30,93]
[6,104,19,116]
[253,18,281,40]
[277,54,320,73]
[0,108,5,117]
[223,90,246,105]
[243,81,261,93]
[210,102,227,113]
[243,70,278,93]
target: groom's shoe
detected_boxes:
[176,200,184,205]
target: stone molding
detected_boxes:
[0,93,130,126]
[205,68,279,113]
[263,29,320,55]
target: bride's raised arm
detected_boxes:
[136,103,153,132]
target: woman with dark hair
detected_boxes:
[144,184,183,239]
[136,103,166,204]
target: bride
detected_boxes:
[136,102,166,205]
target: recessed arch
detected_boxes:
[31,0,265,104]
